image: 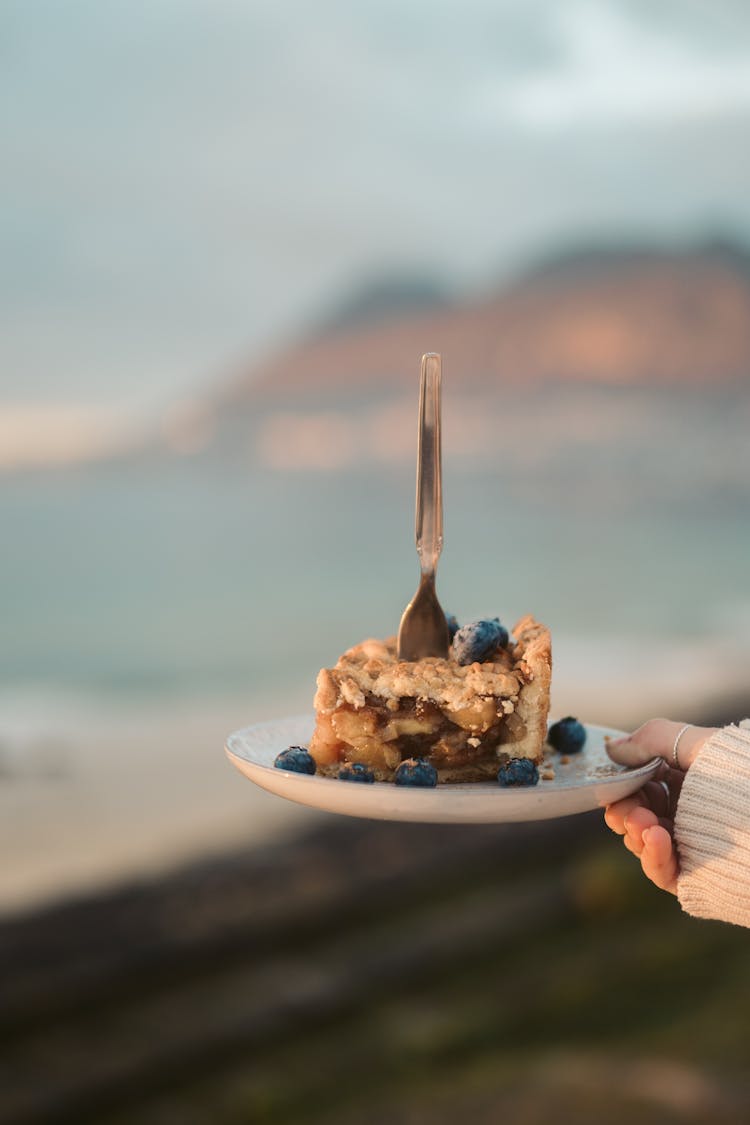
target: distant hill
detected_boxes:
[218,240,750,408]
[314,274,451,334]
[514,236,750,287]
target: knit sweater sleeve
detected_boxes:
[674,720,750,927]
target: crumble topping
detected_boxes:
[314,617,546,715]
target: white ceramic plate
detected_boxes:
[225,714,660,824]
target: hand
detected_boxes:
[603,719,716,895]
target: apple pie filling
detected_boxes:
[310,694,529,774]
[308,615,551,783]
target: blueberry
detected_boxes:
[547,717,587,755]
[451,618,509,665]
[497,758,539,786]
[394,758,438,787]
[274,746,317,774]
[445,614,460,641]
[338,762,375,784]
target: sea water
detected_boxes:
[2,452,749,709]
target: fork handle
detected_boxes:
[415,352,443,576]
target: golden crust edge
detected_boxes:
[511,615,552,763]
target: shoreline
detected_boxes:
[0,690,325,918]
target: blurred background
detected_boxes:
[2,1,750,1121]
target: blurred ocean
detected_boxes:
[3,442,750,712]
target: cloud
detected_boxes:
[473,0,750,129]
[2,0,750,411]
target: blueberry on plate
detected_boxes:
[497,758,539,786]
[274,746,317,774]
[547,717,586,755]
[394,758,438,787]
[445,613,460,641]
[452,618,509,665]
[338,762,375,784]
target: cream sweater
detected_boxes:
[674,719,750,927]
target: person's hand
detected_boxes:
[603,719,716,895]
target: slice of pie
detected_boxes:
[308,615,551,782]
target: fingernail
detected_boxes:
[642,827,657,846]
[607,737,627,749]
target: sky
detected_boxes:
[2,0,750,444]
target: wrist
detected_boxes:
[678,725,716,768]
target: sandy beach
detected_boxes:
[0,687,328,917]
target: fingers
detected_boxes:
[602,720,698,899]
[603,795,680,896]
[606,719,716,771]
[622,805,658,857]
[640,826,679,894]
[604,771,681,834]
[604,794,646,835]
[623,805,672,854]
[606,800,662,857]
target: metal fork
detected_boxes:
[397,353,450,661]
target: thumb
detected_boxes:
[606,719,714,771]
